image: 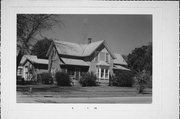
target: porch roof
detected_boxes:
[96,61,110,66]
[113,53,127,65]
[113,65,130,71]
[61,58,89,66]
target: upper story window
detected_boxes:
[99,52,105,61]
[94,50,110,62]
[105,53,109,63]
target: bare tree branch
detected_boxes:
[17,14,62,68]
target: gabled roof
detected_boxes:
[53,40,87,56]
[96,61,110,66]
[21,55,48,65]
[47,40,116,59]
[81,40,104,56]
[113,53,127,65]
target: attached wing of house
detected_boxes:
[18,55,48,81]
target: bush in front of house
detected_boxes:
[37,72,53,84]
[109,74,116,86]
[79,72,97,87]
[111,71,134,87]
[17,76,25,85]
[55,72,71,86]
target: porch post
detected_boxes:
[99,68,101,78]
[103,69,106,79]
[108,69,110,79]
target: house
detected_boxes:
[46,38,130,85]
[17,55,48,81]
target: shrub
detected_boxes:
[111,71,134,87]
[55,72,71,86]
[37,72,53,84]
[17,76,25,85]
[109,74,117,86]
[79,72,97,87]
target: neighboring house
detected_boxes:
[46,38,130,85]
[17,55,48,81]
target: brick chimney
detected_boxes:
[88,38,92,44]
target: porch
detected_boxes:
[60,65,89,86]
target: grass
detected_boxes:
[17,84,152,98]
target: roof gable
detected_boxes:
[47,40,115,59]
[54,40,86,56]
[82,40,104,56]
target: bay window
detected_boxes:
[105,69,108,78]
[98,68,109,79]
[101,69,104,78]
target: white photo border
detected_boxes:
[1,1,179,119]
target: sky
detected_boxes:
[42,15,152,55]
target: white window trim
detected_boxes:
[99,68,101,78]
[108,70,110,79]
[103,69,106,79]
[98,68,110,79]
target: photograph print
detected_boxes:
[16,14,152,103]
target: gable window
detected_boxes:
[106,53,109,63]
[99,52,105,61]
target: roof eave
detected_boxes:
[103,40,116,59]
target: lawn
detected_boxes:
[17,84,152,103]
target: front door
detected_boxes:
[74,68,81,86]
[75,68,80,80]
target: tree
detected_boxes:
[31,38,52,59]
[127,43,152,74]
[127,43,152,93]
[17,14,62,68]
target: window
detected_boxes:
[17,68,23,75]
[101,69,104,78]
[99,52,105,61]
[98,68,109,79]
[62,68,67,73]
[68,69,75,76]
[105,69,108,78]
[97,68,99,76]
[106,53,109,63]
